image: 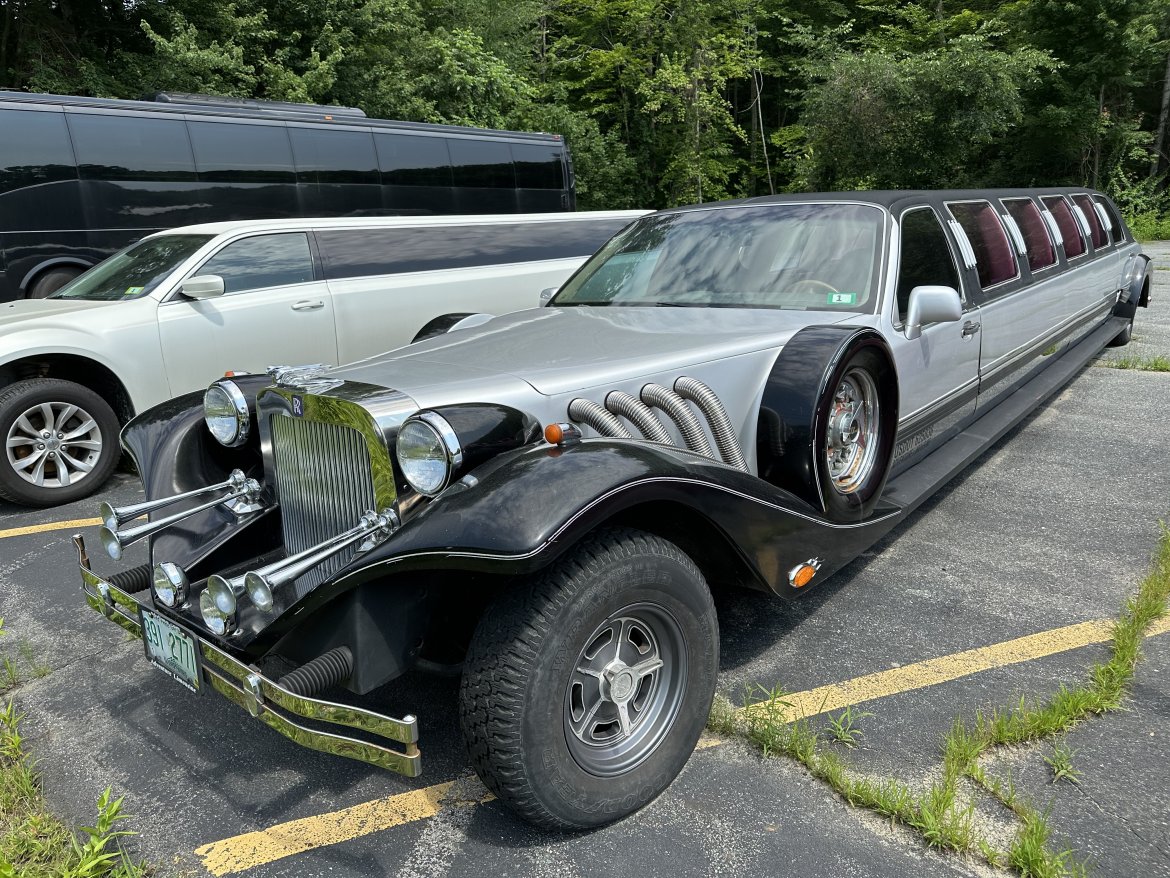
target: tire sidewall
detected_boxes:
[815,342,896,521]
[27,267,82,300]
[0,379,120,506]
[506,538,716,827]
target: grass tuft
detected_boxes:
[1098,354,1170,371]
[1043,741,1082,786]
[825,705,871,747]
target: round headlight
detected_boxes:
[152,562,189,608]
[396,412,462,497]
[199,575,238,636]
[244,571,274,613]
[204,380,250,447]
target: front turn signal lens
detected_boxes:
[787,558,823,588]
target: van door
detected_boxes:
[156,232,337,394]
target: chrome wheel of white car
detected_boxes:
[824,367,880,495]
[0,379,120,507]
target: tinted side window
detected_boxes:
[947,201,1019,288]
[448,139,515,188]
[188,121,295,183]
[1040,196,1086,258]
[289,127,378,185]
[1071,194,1108,247]
[1094,196,1127,243]
[197,233,314,293]
[69,113,195,181]
[1002,198,1056,271]
[375,134,453,186]
[896,209,961,322]
[0,108,77,194]
[511,143,564,189]
[319,219,629,279]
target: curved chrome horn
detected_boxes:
[244,509,400,612]
[99,472,262,560]
[99,470,253,531]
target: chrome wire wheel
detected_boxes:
[5,400,103,489]
[564,602,687,777]
[824,367,880,495]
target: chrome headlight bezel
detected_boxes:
[152,562,189,608]
[395,411,463,497]
[204,380,250,447]
[199,576,238,636]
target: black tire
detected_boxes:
[26,266,83,299]
[459,527,718,829]
[815,346,896,521]
[1107,313,1134,347]
[0,378,120,507]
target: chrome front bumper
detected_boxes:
[74,535,422,778]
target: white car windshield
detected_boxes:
[552,203,884,312]
[51,234,214,302]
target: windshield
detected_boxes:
[552,204,884,312]
[51,234,214,302]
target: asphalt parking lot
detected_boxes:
[2,244,1169,878]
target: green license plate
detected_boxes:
[139,608,201,693]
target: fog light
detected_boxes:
[244,571,274,613]
[152,562,189,607]
[199,574,240,635]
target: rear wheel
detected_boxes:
[26,266,83,299]
[459,528,717,829]
[0,378,120,506]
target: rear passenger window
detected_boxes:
[448,139,515,188]
[1002,198,1056,271]
[0,108,77,194]
[188,121,296,183]
[318,220,630,279]
[375,134,453,186]
[511,143,564,189]
[290,127,378,185]
[1071,194,1108,248]
[1040,196,1086,258]
[896,208,962,322]
[946,201,1019,289]
[197,233,314,293]
[69,113,196,181]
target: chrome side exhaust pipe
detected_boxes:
[98,470,262,560]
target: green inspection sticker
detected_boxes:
[124,286,145,297]
[827,291,857,305]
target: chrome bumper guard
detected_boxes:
[74,534,422,778]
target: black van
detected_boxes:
[0,91,575,301]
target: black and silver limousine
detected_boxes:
[77,187,1150,829]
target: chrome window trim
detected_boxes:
[1092,202,1114,241]
[1001,213,1027,257]
[943,199,1022,291]
[1040,197,1086,262]
[999,197,1058,274]
[947,220,978,270]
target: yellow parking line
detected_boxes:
[0,517,103,539]
[194,615,1170,875]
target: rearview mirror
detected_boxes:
[905,285,962,340]
[181,275,225,299]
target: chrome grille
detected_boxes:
[270,413,376,598]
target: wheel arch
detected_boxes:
[0,354,135,424]
[19,258,92,293]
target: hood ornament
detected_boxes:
[267,363,344,393]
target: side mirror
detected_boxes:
[905,285,962,340]
[539,287,557,307]
[181,275,225,299]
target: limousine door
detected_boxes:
[155,232,338,395]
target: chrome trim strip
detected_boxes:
[76,537,421,778]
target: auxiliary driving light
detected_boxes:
[152,562,189,607]
[199,574,240,635]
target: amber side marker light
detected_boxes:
[788,557,823,588]
[544,422,582,447]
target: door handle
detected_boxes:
[291,300,324,312]
[961,320,981,338]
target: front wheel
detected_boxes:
[0,378,120,506]
[459,528,718,829]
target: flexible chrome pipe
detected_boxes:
[604,391,673,444]
[674,376,749,471]
[640,384,715,458]
[568,398,634,439]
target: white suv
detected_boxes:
[0,211,645,506]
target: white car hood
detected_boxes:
[0,298,114,332]
[331,306,857,397]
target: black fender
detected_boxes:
[247,439,905,659]
[755,325,898,519]
[1115,253,1151,318]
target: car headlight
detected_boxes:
[396,412,463,497]
[152,562,189,608]
[204,380,250,447]
[199,575,238,635]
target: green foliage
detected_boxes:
[1043,740,1083,785]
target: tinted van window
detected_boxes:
[290,127,378,185]
[188,121,295,183]
[197,233,315,293]
[1071,194,1108,248]
[375,134,453,186]
[448,139,514,188]
[69,113,195,181]
[0,108,76,194]
[511,143,564,189]
[1002,198,1056,271]
[318,219,628,279]
[896,208,961,322]
[947,201,1018,288]
[1040,196,1086,258]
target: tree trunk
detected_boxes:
[0,0,14,86]
[1092,83,1104,190]
[1151,50,1170,179]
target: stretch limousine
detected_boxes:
[77,188,1149,829]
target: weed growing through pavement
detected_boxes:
[712,525,1170,876]
[1097,354,1170,371]
[825,705,871,747]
